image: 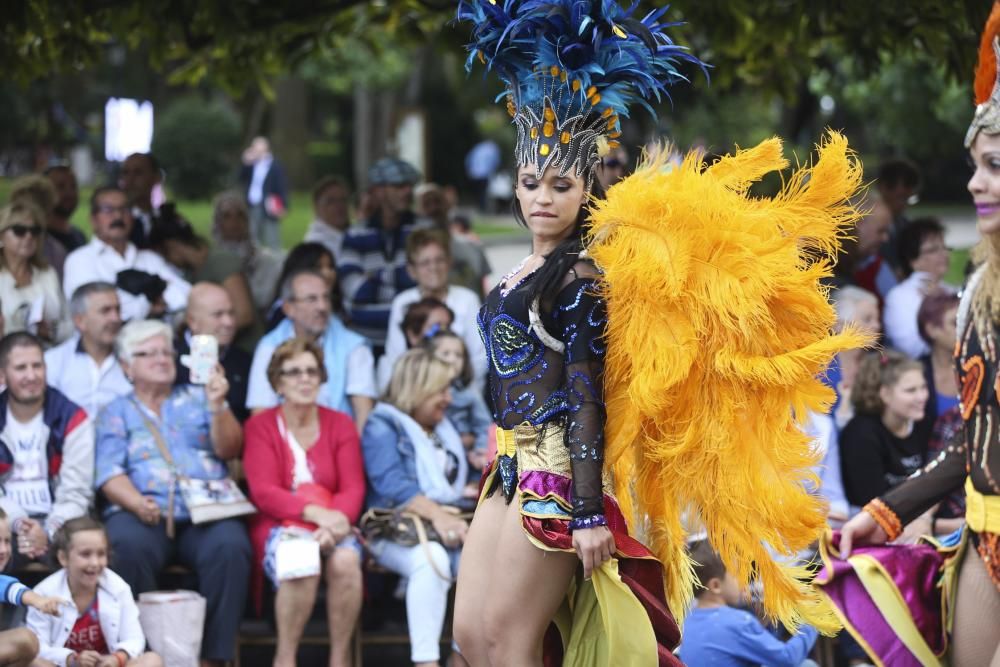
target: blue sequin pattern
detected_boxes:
[479,268,609,517]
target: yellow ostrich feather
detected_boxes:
[587,131,869,634]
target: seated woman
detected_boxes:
[211,191,285,314]
[147,207,256,334]
[94,319,252,667]
[375,297,455,393]
[0,201,72,345]
[383,229,486,389]
[243,337,365,667]
[840,349,930,519]
[362,348,469,667]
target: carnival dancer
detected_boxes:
[838,5,1000,666]
[453,2,866,666]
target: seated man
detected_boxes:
[175,283,252,422]
[338,158,420,347]
[44,282,131,420]
[415,182,491,299]
[63,186,191,322]
[246,270,376,431]
[0,333,94,566]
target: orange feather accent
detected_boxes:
[974,2,1000,105]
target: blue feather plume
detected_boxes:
[457,0,707,133]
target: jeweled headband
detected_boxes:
[967,4,1000,148]
[459,0,704,186]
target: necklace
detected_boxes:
[500,255,541,297]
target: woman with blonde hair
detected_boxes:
[361,347,468,667]
[0,202,71,344]
[9,173,70,276]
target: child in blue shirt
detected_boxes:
[1,507,64,666]
[680,539,819,667]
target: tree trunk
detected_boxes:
[272,76,311,189]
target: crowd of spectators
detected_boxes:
[0,150,494,666]
[0,150,964,666]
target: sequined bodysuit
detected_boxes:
[477,261,607,519]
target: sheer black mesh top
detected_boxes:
[883,314,1000,524]
[477,261,608,517]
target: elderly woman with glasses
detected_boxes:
[0,202,71,345]
[94,319,251,667]
[243,337,365,667]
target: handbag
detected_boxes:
[359,505,473,580]
[134,400,255,537]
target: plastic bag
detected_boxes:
[138,590,206,667]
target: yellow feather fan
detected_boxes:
[586,131,869,634]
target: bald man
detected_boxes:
[175,282,252,421]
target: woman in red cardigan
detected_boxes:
[243,337,366,667]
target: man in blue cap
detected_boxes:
[338,158,420,350]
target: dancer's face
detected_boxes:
[516,165,588,246]
[968,132,1000,235]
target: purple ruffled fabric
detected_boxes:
[816,532,948,667]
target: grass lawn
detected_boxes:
[947,247,972,286]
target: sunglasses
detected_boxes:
[7,224,42,238]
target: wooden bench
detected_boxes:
[234,564,458,667]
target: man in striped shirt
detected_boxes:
[338,158,421,350]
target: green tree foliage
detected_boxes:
[2,1,988,97]
[675,1,987,98]
[1,0,454,96]
[151,97,241,199]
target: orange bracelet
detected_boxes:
[863,498,903,541]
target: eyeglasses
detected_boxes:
[131,349,173,360]
[289,293,331,305]
[280,366,322,379]
[919,243,949,255]
[96,205,129,216]
[7,224,42,238]
[412,257,449,269]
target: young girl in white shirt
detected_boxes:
[27,517,162,667]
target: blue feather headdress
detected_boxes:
[458,0,705,184]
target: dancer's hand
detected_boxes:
[839,510,887,557]
[573,525,615,580]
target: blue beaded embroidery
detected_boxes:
[479,269,609,518]
[568,514,608,531]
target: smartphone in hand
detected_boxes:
[186,335,219,384]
